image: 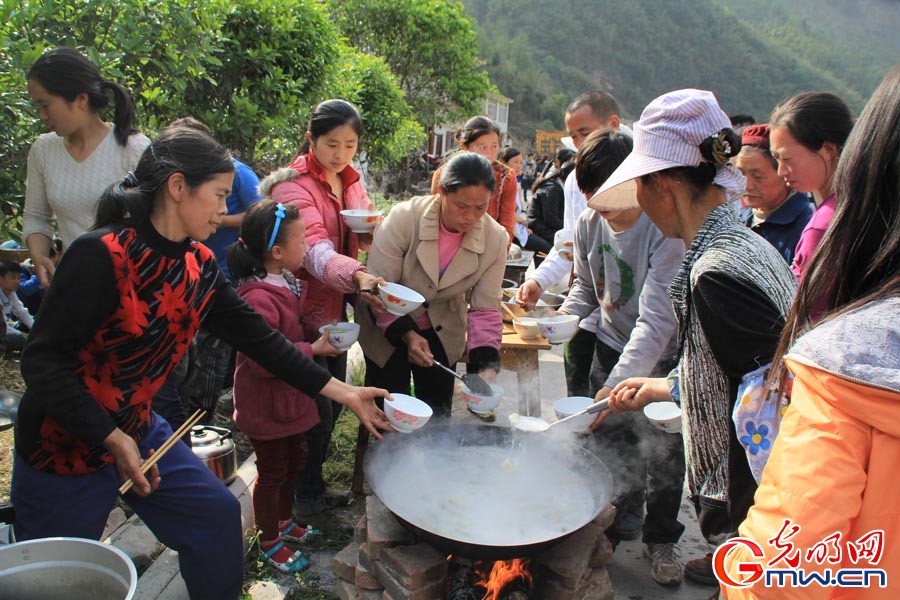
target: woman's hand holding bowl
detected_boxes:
[354,271,387,309]
[478,368,498,383]
[321,379,394,440]
[312,334,342,357]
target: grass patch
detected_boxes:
[322,410,361,493]
[0,355,24,504]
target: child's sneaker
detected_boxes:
[279,521,320,544]
[260,540,309,573]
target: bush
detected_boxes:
[325,48,425,170]
[0,0,419,239]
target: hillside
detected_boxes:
[718,0,900,98]
[462,0,897,141]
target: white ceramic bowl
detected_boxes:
[340,209,382,233]
[643,401,682,434]
[318,322,360,351]
[512,317,541,340]
[553,396,595,433]
[536,314,579,344]
[378,282,426,316]
[554,229,575,262]
[384,393,433,433]
[461,383,503,415]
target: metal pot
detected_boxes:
[364,424,613,560]
[0,390,22,432]
[190,425,237,485]
[0,537,137,600]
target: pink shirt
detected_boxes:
[373,221,502,352]
[792,193,835,281]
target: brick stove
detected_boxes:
[333,495,617,600]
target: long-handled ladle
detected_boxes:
[431,358,494,395]
[510,399,610,433]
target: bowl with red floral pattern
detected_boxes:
[383,393,433,433]
[378,282,426,316]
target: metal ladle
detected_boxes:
[510,399,610,433]
[431,359,494,396]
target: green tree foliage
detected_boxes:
[178,0,338,166]
[0,0,422,239]
[326,0,492,125]
[463,0,886,141]
[325,48,424,169]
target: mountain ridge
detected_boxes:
[463,0,898,141]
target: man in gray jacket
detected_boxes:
[559,130,686,586]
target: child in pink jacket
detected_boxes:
[227,200,343,573]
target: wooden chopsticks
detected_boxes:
[118,409,206,495]
[536,252,548,259]
[500,302,519,322]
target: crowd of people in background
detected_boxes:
[3,44,898,599]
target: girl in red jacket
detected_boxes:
[227,200,343,573]
[258,99,385,516]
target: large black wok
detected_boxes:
[364,423,613,560]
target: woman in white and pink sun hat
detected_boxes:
[589,89,797,585]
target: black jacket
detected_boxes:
[526,178,565,244]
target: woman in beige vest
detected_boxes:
[357,153,509,417]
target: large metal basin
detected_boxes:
[365,424,613,560]
[0,537,137,600]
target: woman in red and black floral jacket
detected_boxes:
[11,126,391,600]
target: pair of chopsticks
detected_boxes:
[500,302,519,322]
[118,409,206,495]
[536,252,548,259]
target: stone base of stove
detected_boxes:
[333,496,617,600]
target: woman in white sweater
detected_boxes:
[24,47,149,287]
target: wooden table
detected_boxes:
[501,322,551,417]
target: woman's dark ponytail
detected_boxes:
[94,178,154,231]
[28,47,138,147]
[101,80,137,146]
[227,200,301,280]
[94,127,233,229]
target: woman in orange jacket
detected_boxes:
[431,116,517,244]
[721,65,900,599]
